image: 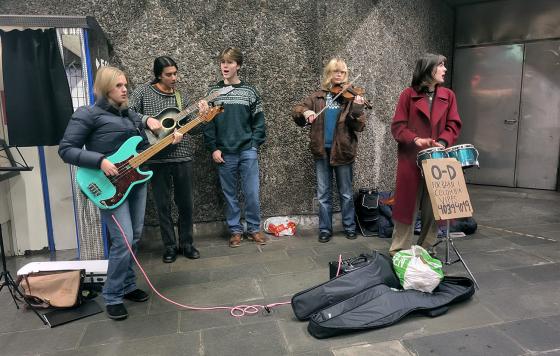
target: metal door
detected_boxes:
[452,45,524,186]
[516,40,560,189]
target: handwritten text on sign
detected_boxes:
[422,158,473,220]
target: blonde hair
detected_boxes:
[93,66,126,101]
[219,47,243,67]
[321,58,348,90]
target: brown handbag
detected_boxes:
[18,270,84,308]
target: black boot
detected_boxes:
[318,231,332,243]
[162,246,177,263]
[182,245,200,259]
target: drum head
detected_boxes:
[447,144,475,152]
[419,147,446,154]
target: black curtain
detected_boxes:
[1,28,73,147]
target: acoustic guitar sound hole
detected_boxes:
[177,118,188,127]
[161,118,176,129]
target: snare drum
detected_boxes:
[446,144,479,169]
[416,147,448,169]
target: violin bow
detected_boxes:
[314,74,362,118]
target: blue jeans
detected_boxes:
[218,148,261,233]
[315,156,356,233]
[101,183,147,305]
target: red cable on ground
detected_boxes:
[112,214,291,317]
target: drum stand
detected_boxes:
[432,219,480,289]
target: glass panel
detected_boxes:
[453,45,524,187]
[59,32,87,110]
[0,37,7,143]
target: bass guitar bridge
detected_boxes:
[87,182,101,197]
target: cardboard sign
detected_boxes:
[422,158,473,220]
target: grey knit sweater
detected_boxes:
[129,83,199,163]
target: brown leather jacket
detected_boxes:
[292,90,366,166]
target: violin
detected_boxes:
[330,83,373,109]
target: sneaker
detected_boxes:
[229,233,242,248]
[345,230,357,240]
[106,303,128,320]
[123,289,149,302]
[248,232,267,245]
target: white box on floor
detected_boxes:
[17,260,108,284]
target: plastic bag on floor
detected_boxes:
[264,217,297,236]
[392,245,443,293]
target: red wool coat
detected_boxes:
[391,86,462,224]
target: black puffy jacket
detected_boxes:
[58,98,149,169]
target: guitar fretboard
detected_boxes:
[129,117,203,168]
[129,106,222,168]
[168,90,223,122]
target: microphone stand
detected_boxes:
[0,222,48,324]
[0,139,47,324]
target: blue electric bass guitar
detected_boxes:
[76,106,224,210]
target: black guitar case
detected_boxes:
[307,276,475,339]
[291,251,400,321]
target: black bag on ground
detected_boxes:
[377,201,394,238]
[307,276,475,339]
[355,188,379,237]
[415,216,478,236]
[375,191,395,238]
[328,254,372,279]
[291,251,399,321]
[451,217,478,235]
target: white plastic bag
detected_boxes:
[392,245,443,293]
[264,217,297,236]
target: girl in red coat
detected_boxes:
[390,53,462,256]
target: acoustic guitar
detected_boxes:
[146,85,234,144]
[76,106,224,210]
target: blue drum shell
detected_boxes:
[447,147,479,168]
[416,148,448,168]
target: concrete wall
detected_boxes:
[0,0,454,227]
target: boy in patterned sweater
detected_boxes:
[203,47,267,248]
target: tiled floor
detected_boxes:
[1,185,560,355]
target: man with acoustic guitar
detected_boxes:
[129,56,208,263]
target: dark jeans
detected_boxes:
[150,161,194,249]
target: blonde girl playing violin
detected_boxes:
[292,58,367,243]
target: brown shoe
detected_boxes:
[229,233,242,248]
[248,232,267,245]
